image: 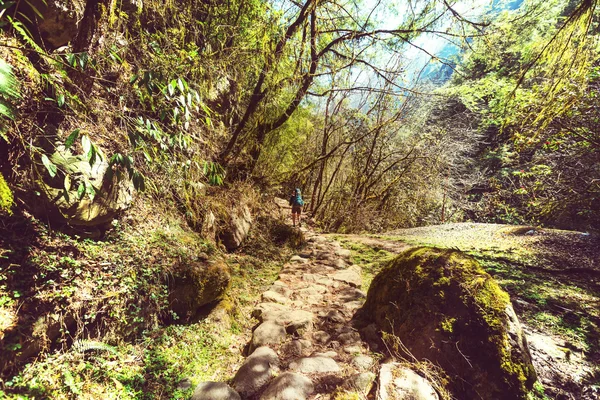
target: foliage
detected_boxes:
[0,58,20,141]
[0,172,13,215]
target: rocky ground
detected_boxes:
[189,229,439,400]
[187,222,600,400]
[337,223,600,400]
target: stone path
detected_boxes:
[191,230,380,400]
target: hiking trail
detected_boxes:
[190,227,423,400]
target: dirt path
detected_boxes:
[192,229,384,399]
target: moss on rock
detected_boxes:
[360,246,536,399]
[168,258,231,321]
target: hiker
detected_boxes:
[289,188,304,227]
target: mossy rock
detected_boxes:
[360,246,536,399]
[168,258,231,320]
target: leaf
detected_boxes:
[78,52,89,69]
[86,184,96,201]
[64,129,80,149]
[64,174,71,192]
[57,94,65,107]
[66,53,76,67]
[167,83,175,97]
[129,74,138,84]
[177,78,185,93]
[41,154,57,177]
[77,182,85,199]
[81,135,91,155]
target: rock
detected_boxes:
[254,305,313,334]
[260,372,314,400]
[289,356,340,373]
[290,255,309,263]
[337,331,361,345]
[352,355,374,370]
[299,250,313,258]
[344,345,362,354]
[346,372,376,394]
[39,145,134,226]
[336,248,352,260]
[359,324,381,349]
[313,330,331,344]
[262,290,290,305]
[203,210,217,241]
[191,381,241,400]
[218,205,252,251]
[285,310,315,334]
[177,378,193,391]
[361,247,537,399]
[377,364,438,400]
[270,283,292,297]
[314,351,338,358]
[168,259,231,321]
[298,285,328,296]
[343,300,364,311]
[251,321,287,351]
[332,259,347,270]
[332,265,362,288]
[232,346,279,397]
[28,0,82,49]
[305,294,323,305]
[253,303,290,321]
[282,339,313,356]
[326,310,346,323]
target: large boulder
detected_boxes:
[218,205,252,251]
[359,247,536,399]
[168,258,231,320]
[26,0,84,49]
[39,145,134,226]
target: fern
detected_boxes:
[0,58,20,141]
[72,339,119,355]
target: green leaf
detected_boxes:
[66,53,76,67]
[86,184,96,201]
[57,94,65,107]
[78,52,89,69]
[129,74,138,84]
[177,78,185,93]
[77,182,85,199]
[41,154,57,177]
[64,129,80,149]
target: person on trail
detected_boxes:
[289,188,304,227]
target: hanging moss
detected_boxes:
[0,172,14,215]
[360,246,536,400]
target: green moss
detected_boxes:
[363,246,536,399]
[0,172,14,215]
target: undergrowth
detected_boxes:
[0,197,292,399]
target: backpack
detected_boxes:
[290,189,304,206]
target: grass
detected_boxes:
[335,238,395,290]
